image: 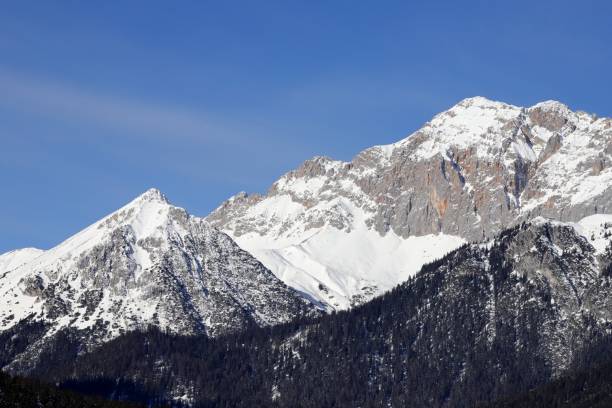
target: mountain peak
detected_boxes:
[431,96,521,125]
[529,99,570,112]
[448,96,521,114]
[455,97,572,115]
[455,96,511,109]
[135,188,170,205]
[402,96,523,160]
[0,186,318,342]
[528,100,575,124]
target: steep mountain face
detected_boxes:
[207,97,612,309]
[34,218,612,407]
[0,189,318,374]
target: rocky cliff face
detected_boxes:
[0,189,318,373]
[207,97,612,309]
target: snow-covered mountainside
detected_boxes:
[207,97,612,309]
[0,189,318,371]
[0,248,44,275]
[38,217,612,407]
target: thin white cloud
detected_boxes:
[0,67,238,145]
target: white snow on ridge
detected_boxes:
[407,97,523,160]
[229,199,465,310]
[530,100,574,117]
[524,113,612,207]
[0,248,46,326]
[532,214,612,255]
[235,229,463,310]
[0,248,44,274]
[574,214,612,254]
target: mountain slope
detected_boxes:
[0,189,318,374]
[0,371,145,408]
[207,97,612,309]
[26,217,612,407]
[0,248,44,274]
[485,359,612,408]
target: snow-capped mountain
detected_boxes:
[207,97,612,309]
[0,188,318,371]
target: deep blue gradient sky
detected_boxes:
[1,1,611,252]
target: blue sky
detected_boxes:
[1,1,611,252]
